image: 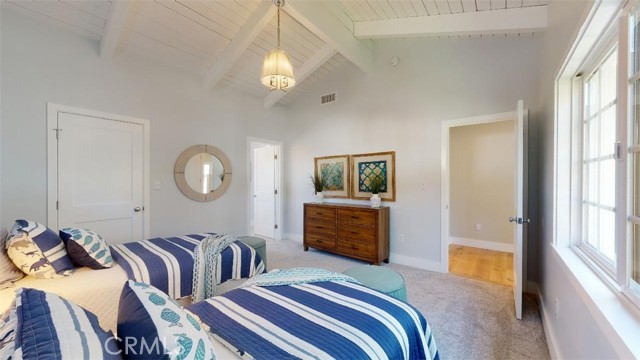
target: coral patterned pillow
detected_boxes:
[59,228,113,270]
[117,280,216,360]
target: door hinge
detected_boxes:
[274,154,278,160]
[56,201,59,210]
[53,128,62,140]
[274,224,278,229]
[614,141,622,161]
[274,189,278,195]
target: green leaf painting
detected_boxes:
[321,162,345,191]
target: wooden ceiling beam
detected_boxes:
[202,0,275,91]
[99,0,130,58]
[285,0,373,73]
[264,44,336,109]
[353,5,548,38]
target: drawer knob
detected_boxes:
[351,244,358,249]
[351,216,358,219]
[351,231,358,234]
[317,239,323,243]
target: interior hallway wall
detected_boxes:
[449,120,515,251]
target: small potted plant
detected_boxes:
[310,173,327,203]
[368,174,384,208]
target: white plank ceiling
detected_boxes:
[2,0,547,106]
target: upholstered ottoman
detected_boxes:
[238,236,267,269]
[343,265,407,302]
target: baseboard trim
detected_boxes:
[284,233,303,242]
[389,253,445,273]
[449,236,514,253]
[538,286,561,360]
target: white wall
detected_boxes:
[535,0,623,358]
[284,36,541,272]
[0,9,287,238]
[450,120,515,251]
[0,4,4,240]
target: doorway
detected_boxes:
[248,138,283,240]
[46,103,150,245]
[441,100,528,319]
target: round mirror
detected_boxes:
[174,145,232,202]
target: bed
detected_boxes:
[0,233,264,333]
[187,269,439,360]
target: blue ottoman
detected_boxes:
[343,265,407,302]
[238,236,267,270]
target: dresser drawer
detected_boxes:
[338,209,376,227]
[337,238,376,259]
[305,232,336,250]
[337,225,376,242]
[305,206,336,222]
[305,219,336,236]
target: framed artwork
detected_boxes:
[350,151,396,201]
[314,154,350,198]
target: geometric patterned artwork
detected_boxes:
[358,160,387,193]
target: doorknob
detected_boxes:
[133,207,142,212]
[509,217,518,223]
[509,217,530,224]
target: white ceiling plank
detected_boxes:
[354,5,547,38]
[447,0,464,13]
[490,0,507,10]
[99,0,130,58]
[386,1,408,18]
[374,0,399,18]
[476,0,491,11]
[366,1,392,19]
[422,0,441,15]
[460,0,477,12]
[202,0,275,90]
[506,0,523,8]
[337,1,365,22]
[264,44,337,108]
[285,0,373,73]
[434,1,451,14]
[522,0,540,6]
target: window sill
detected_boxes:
[551,244,640,359]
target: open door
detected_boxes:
[510,100,529,319]
[253,145,276,238]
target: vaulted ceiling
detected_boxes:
[3,0,548,107]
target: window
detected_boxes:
[566,2,640,305]
[581,49,618,271]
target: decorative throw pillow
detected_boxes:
[13,288,122,359]
[0,236,24,289]
[60,228,113,269]
[6,220,74,278]
[117,280,216,360]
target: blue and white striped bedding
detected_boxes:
[187,281,439,360]
[110,233,264,299]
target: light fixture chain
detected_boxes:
[277,5,281,49]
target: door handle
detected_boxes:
[134,207,142,212]
[509,217,530,224]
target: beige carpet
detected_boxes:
[266,239,550,360]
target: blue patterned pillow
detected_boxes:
[60,228,113,269]
[117,280,216,360]
[6,220,74,277]
[13,288,121,359]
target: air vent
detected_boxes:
[321,93,336,104]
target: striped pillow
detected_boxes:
[6,220,74,278]
[13,288,121,359]
[0,298,17,360]
[117,280,216,360]
[0,236,24,289]
[60,228,113,269]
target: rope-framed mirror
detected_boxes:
[174,144,232,202]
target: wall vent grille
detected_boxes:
[321,93,336,104]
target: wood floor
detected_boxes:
[449,245,514,287]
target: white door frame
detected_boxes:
[247,137,283,240]
[46,102,151,238]
[440,110,516,273]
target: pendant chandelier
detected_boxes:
[261,0,295,91]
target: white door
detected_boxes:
[57,112,145,244]
[511,100,529,320]
[253,145,276,238]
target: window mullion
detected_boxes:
[617,13,629,286]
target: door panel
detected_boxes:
[57,112,144,245]
[253,145,275,238]
[513,100,528,320]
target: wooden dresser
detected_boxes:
[303,203,390,264]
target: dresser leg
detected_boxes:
[383,258,389,264]
[304,246,309,251]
